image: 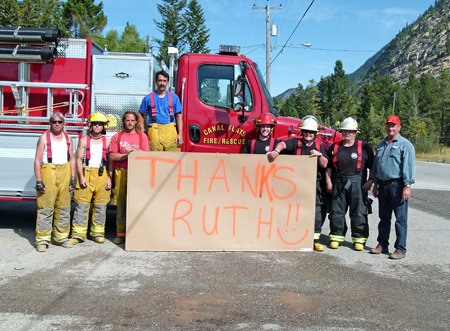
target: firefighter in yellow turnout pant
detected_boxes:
[138,70,183,151]
[70,112,111,245]
[34,112,76,252]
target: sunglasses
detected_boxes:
[302,130,316,134]
[91,122,104,126]
[51,120,63,124]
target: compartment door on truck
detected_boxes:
[91,54,160,130]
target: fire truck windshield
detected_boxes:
[253,62,279,117]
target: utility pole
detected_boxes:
[253,1,282,91]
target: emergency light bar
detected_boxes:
[219,45,240,55]
[0,27,61,44]
[0,45,58,63]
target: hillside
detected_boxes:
[350,0,450,86]
[276,0,450,99]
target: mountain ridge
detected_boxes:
[275,0,450,100]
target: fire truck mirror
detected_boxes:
[233,75,243,97]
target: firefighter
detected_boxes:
[34,112,76,252]
[325,117,374,251]
[69,112,111,245]
[267,116,329,251]
[241,113,280,154]
[138,70,183,151]
[109,111,149,244]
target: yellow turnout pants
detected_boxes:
[35,163,71,245]
[72,166,111,241]
[147,123,179,151]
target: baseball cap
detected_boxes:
[386,115,401,125]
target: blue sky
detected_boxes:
[100,0,437,96]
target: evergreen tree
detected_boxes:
[100,29,120,52]
[438,71,450,145]
[62,0,107,38]
[358,104,385,148]
[303,80,321,121]
[317,60,359,129]
[183,0,210,54]
[37,0,63,28]
[154,0,187,68]
[0,0,20,26]
[1,0,63,29]
[118,23,147,53]
[280,92,299,118]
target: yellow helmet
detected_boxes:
[89,112,108,126]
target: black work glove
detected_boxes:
[69,177,76,192]
[35,181,45,193]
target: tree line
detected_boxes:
[276,60,450,152]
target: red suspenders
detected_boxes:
[333,139,363,170]
[46,131,70,163]
[149,92,174,122]
[296,138,321,155]
[85,135,107,166]
[250,137,275,154]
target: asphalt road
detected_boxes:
[0,161,449,331]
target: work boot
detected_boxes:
[370,244,388,254]
[314,242,324,252]
[114,236,125,244]
[329,241,340,249]
[353,243,364,251]
[60,240,73,248]
[69,238,81,246]
[389,250,405,260]
[36,244,47,252]
[93,236,105,244]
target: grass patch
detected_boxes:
[416,147,450,163]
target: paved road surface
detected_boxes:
[0,161,449,330]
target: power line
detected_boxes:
[244,6,255,48]
[269,0,315,69]
[286,44,379,53]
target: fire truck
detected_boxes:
[0,27,339,201]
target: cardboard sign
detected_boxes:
[126,152,316,251]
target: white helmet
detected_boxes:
[339,117,359,131]
[300,117,319,132]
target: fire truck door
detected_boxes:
[184,63,257,153]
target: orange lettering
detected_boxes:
[241,163,261,197]
[208,159,230,192]
[258,163,276,201]
[172,199,193,237]
[177,159,199,194]
[223,205,248,236]
[135,155,177,188]
[270,166,297,200]
[202,205,219,235]
[257,207,273,239]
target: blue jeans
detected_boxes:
[377,179,408,253]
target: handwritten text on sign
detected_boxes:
[126,152,316,251]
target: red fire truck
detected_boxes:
[0,27,339,201]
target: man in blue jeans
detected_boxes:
[371,115,416,259]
